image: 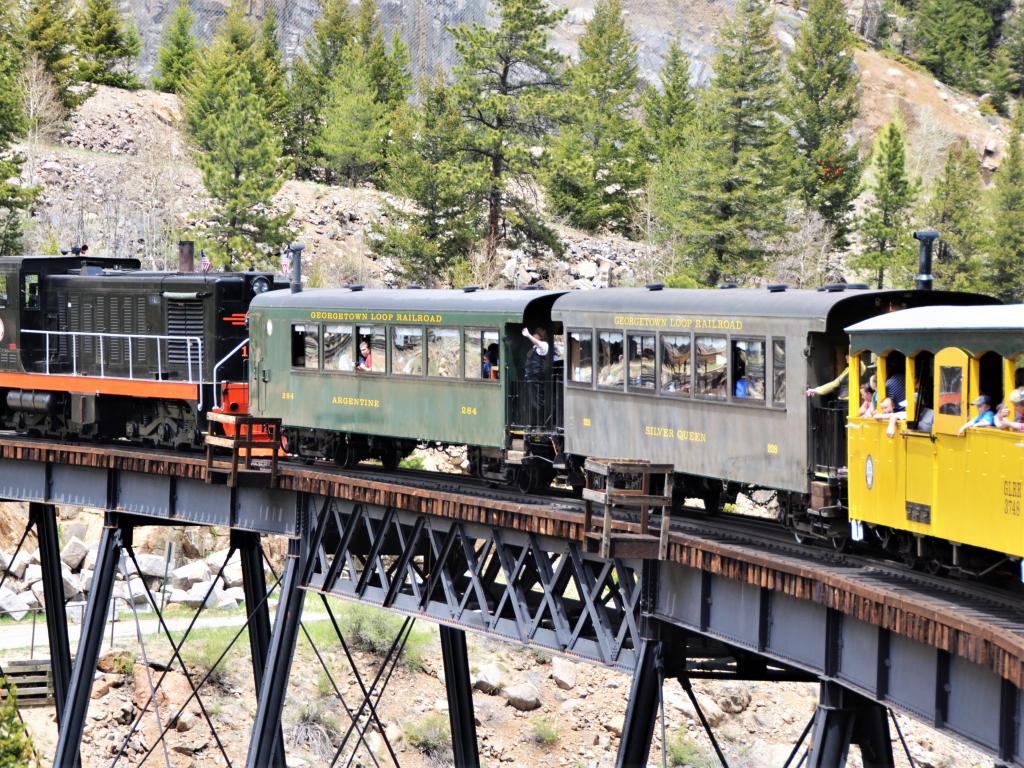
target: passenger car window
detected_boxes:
[0,275,8,306]
[627,334,656,390]
[323,324,354,371]
[732,338,765,401]
[392,326,424,376]
[597,331,624,389]
[427,328,460,378]
[291,324,319,368]
[660,335,691,395]
[938,366,962,415]
[464,328,500,381]
[772,339,786,406]
[23,274,39,310]
[355,325,383,373]
[568,331,593,385]
[695,336,727,399]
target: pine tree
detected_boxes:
[374,74,488,284]
[450,0,566,263]
[912,0,991,90]
[985,105,1024,301]
[853,119,919,288]
[24,0,79,107]
[650,0,791,285]
[197,66,291,269]
[0,29,35,257]
[643,40,694,156]
[987,45,1015,116]
[185,2,286,152]
[285,0,356,177]
[787,0,861,250]
[544,0,646,234]
[354,0,411,108]
[77,0,141,89]
[153,0,197,94]
[925,140,985,291]
[0,679,37,766]
[316,44,388,184]
[1003,10,1024,96]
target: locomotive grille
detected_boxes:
[166,299,205,365]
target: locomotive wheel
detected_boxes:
[516,465,552,494]
[380,447,402,472]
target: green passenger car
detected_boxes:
[247,288,565,474]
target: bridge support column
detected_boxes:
[53,511,124,767]
[246,516,308,768]
[234,529,284,767]
[440,625,480,768]
[808,681,895,768]
[32,502,73,725]
[616,639,662,768]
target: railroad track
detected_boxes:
[3,434,1024,689]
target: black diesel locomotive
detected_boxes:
[0,256,280,447]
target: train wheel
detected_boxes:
[516,465,552,494]
[380,448,402,471]
[829,535,849,553]
[334,440,358,469]
[701,487,721,516]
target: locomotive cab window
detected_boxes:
[660,334,691,396]
[627,334,656,391]
[427,327,460,378]
[568,331,593,385]
[23,274,39,310]
[323,324,354,371]
[695,336,728,399]
[392,326,424,376]
[731,338,765,402]
[772,339,786,406]
[291,324,320,368]
[464,328,500,381]
[356,326,383,373]
[597,331,624,389]
[938,365,963,415]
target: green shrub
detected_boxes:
[345,604,431,671]
[0,678,38,767]
[289,704,340,761]
[404,712,451,759]
[531,716,559,745]
[316,669,335,699]
[666,733,713,767]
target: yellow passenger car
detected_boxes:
[845,306,1024,575]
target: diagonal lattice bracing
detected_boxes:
[303,498,643,670]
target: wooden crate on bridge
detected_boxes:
[0,659,54,707]
[582,458,674,560]
[204,412,283,488]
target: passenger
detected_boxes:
[522,327,549,425]
[957,395,996,435]
[875,397,906,438]
[486,343,500,380]
[858,382,875,417]
[996,387,1024,432]
[869,374,878,412]
[356,339,373,372]
[805,354,856,400]
[481,352,492,379]
[885,364,907,407]
[915,405,935,432]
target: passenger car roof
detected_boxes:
[847,304,1022,356]
[252,288,566,315]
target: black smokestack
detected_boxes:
[913,230,939,291]
[290,243,304,293]
[178,241,195,272]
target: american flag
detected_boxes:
[200,250,211,273]
[280,250,291,276]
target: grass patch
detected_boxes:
[344,604,431,671]
[666,733,714,768]
[531,716,559,745]
[316,669,335,699]
[399,453,427,470]
[404,712,451,760]
[176,625,248,687]
[289,704,340,761]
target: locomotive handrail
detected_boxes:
[212,337,249,411]
[21,330,205,393]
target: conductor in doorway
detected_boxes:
[522,327,549,426]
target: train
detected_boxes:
[1,250,1020,578]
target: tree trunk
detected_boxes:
[485,153,502,265]
[876,266,884,289]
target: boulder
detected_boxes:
[61,536,89,570]
[80,569,94,593]
[215,592,238,610]
[223,587,246,603]
[717,682,752,714]
[550,657,577,691]
[222,560,244,588]
[122,577,151,605]
[61,569,80,600]
[23,564,42,585]
[131,553,170,579]
[83,547,98,571]
[171,560,211,589]
[184,580,220,609]
[0,590,33,621]
[1,551,28,579]
[20,590,40,610]
[472,663,504,695]
[167,588,191,604]
[665,686,725,727]
[502,682,541,711]
[205,548,239,570]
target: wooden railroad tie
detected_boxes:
[582,458,674,560]
[204,412,283,488]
